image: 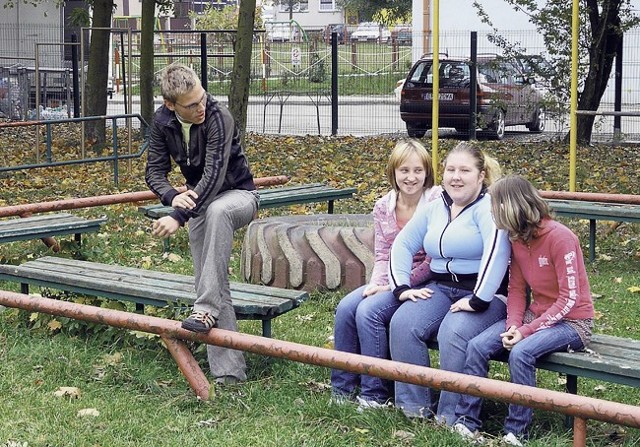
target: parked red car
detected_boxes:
[400,54,546,139]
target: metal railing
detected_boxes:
[0,113,148,186]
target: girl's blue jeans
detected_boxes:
[454,319,585,436]
[330,285,402,403]
[389,283,507,422]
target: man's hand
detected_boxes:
[362,284,390,297]
[500,325,523,350]
[172,190,198,210]
[399,287,434,302]
[449,297,475,313]
[152,215,181,238]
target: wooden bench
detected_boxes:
[138,183,357,252]
[0,256,308,338]
[546,199,640,261]
[427,332,640,427]
[426,335,640,392]
[0,213,107,246]
[138,183,357,219]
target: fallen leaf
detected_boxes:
[47,320,62,331]
[101,352,123,366]
[614,277,623,283]
[354,428,370,434]
[594,385,607,392]
[163,252,183,262]
[299,379,331,393]
[627,286,640,293]
[393,430,416,441]
[54,386,81,398]
[196,418,220,427]
[77,408,100,417]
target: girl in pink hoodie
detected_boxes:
[452,175,594,446]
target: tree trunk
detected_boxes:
[139,0,156,136]
[229,0,257,144]
[85,0,114,150]
[574,0,623,144]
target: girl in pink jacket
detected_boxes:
[330,139,441,410]
[453,175,594,446]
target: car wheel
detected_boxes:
[406,123,427,138]
[488,110,505,140]
[527,107,545,132]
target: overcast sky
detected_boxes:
[438,0,537,31]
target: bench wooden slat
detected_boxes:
[138,183,357,219]
[0,213,107,243]
[0,257,307,320]
[427,333,640,388]
[547,200,640,222]
[539,334,640,387]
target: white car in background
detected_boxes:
[351,22,391,43]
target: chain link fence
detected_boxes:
[1,24,639,142]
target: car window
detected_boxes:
[408,61,433,84]
[441,62,469,86]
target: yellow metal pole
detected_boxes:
[432,0,440,180]
[569,0,579,192]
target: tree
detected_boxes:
[473,0,639,144]
[139,0,156,134]
[138,0,171,132]
[338,0,412,25]
[229,0,258,140]
[83,0,114,149]
[192,2,260,138]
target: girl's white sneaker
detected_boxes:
[452,423,486,445]
[502,432,524,446]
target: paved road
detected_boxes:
[107,93,629,142]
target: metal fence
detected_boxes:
[1,24,639,141]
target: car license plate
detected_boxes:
[423,93,454,101]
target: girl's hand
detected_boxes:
[362,284,390,297]
[399,287,434,302]
[450,297,474,313]
[500,326,523,350]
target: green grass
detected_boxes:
[122,41,413,97]
[0,135,639,446]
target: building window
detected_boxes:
[319,0,337,11]
[279,1,309,13]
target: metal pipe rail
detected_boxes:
[0,114,149,186]
[540,190,640,205]
[0,176,289,218]
[0,290,637,447]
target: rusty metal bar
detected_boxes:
[0,175,289,218]
[540,190,640,205]
[573,417,587,447]
[0,290,638,439]
[161,335,210,400]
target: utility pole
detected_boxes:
[412,0,431,62]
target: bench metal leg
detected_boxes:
[163,237,171,253]
[135,303,145,313]
[588,219,596,262]
[328,200,334,214]
[21,283,29,294]
[161,335,210,400]
[565,374,578,429]
[74,233,82,246]
[261,319,272,338]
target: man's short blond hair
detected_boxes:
[160,63,201,103]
